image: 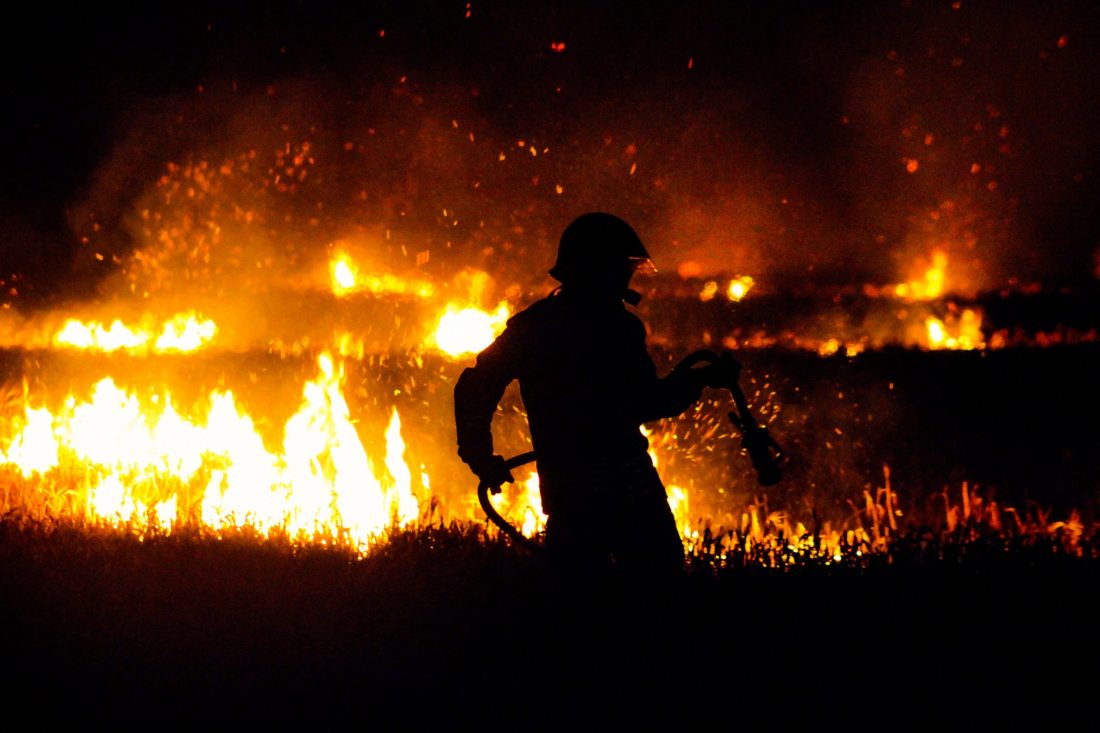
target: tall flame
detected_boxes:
[1,353,418,551]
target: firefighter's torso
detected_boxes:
[505,294,658,499]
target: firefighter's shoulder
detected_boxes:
[503,293,560,331]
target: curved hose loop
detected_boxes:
[477,451,544,554]
[676,349,786,487]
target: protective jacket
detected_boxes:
[454,289,703,514]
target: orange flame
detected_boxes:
[1,353,418,552]
[895,250,948,301]
[726,276,755,302]
[432,302,511,358]
[924,308,984,350]
[699,275,755,303]
[53,311,218,354]
[328,251,434,299]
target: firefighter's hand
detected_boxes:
[471,454,515,494]
[698,352,741,388]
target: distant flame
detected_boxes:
[924,308,984,350]
[727,276,755,301]
[55,319,146,352]
[53,311,217,354]
[330,254,358,295]
[433,302,511,357]
[155,312,219,351]
[896,250,948,301]
[700,275,754,303]
[328,251,434,299]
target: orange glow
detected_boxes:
[328,251,434,299]
[894,250,949,301]
[726,275,755,301]
[432,302,511,357]
[155,312,219,351]
[330,254,358,295]
[699,276,754,302]
[924,308,984,350]
[486,468,547,539]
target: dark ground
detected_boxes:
[1,520,1096,729]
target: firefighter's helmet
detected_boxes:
[549,212,655,284]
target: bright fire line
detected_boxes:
[433,302,511,357]
[1,353,419,552]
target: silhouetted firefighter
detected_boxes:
[454,212,737,580]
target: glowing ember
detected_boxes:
[433,302,511,357]
[53,311,218,354]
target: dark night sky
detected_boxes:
[3,0,1099,303]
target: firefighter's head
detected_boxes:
[550,212,655,298]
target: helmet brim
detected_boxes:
[629,257,657,276]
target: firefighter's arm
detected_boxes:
[637,362,706,423]
[630,321,740,422]
[621,317,699,422]
[453,329,519,490]
[658,353,740,413]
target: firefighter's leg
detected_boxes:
[611,491,685,583]
[544,509,614,579]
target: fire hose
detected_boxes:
[477,349,785,550]
[674,349,785,487]
[476,451,540,553]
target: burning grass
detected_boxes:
[3,469,1095,575]
[0,340,1096,562]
